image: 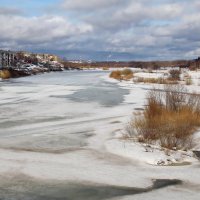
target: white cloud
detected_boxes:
[185,48,200,58]
[0,15,93,44]
[0,7,22,15]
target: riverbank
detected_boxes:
[0,65,64,79]
[104,69,200,166]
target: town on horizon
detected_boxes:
[1,48,200,79]
[0,49,200,63]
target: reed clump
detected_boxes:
[135,77,178,84]
[0,69,11,79]
[109,69,133,81]
[127,85,200,150]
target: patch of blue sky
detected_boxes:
[148,20,178,26]
[0,0,60,16]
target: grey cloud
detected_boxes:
[0,7,23,15]
[82,1,184,34]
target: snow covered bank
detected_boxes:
[104,70,200,166]
[105,139,198,166]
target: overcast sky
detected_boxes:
[0,0,199,61]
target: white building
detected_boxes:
[0,50,16,68]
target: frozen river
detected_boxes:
[0,71,129,148]
[0,71,200,200]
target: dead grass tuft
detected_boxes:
[127,85,200,150]
[185,76,192,85]
[102,67,109,70]
[109,70,122,80]
[0,69,11,79]
[135,77,178,84]
[169,69,181,81]
[109,69,133,81]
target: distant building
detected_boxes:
[29,53,59,62]
[38,54,59,62]
[36,53,50,61]
[0,50,61,69]
[41,54,48,60]
[0,50,16,68]
[49,54,59,62]
[18,51,31,57]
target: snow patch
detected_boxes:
[105,139,197,166]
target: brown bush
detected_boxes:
[169,69,181,81]
[109,70,122,80]
[123,73,134,80]
[0,70,11,79]
[185,76,192,85]
[109,69,133,81]
[102,67,109,70]
[135,77,178,84]
[121,69,133,76]
[128,85,200,150]
[189,65,197,71]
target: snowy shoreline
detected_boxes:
[102,71,200,166]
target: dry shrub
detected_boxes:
[0,69,11,79]
[129,85,200,150]
[123,73,134,80]
[169,69,181,81]
[136,77,162,84]
[185,76,192,85]
[102,67,109,70]
[121,69,133,76]
[135,77,178,84]
[109,70,122,80]
[109,69,133,81]
[121,69,134,80]
[189,65,197,71]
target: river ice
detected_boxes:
[0,70,200,199]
